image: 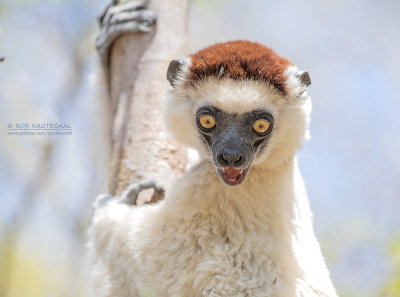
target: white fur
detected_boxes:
[88,77,337,297]
[284,65,310,99]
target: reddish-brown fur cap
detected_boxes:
[188,40,293,95]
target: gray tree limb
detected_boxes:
[97,0,188,203]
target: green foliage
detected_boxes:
[0,236,47,297]
[380,237,400,297]
[0,237,90,297]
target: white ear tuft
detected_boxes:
[284,66,311,98]
[166,57,191,88]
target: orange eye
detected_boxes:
[199,114,216,129]
[253,119,270,134]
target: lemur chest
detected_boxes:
[152,217,287,297]
[196,227,282,295]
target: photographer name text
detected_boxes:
[7,122,72,136]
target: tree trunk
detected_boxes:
[106,0,188,203]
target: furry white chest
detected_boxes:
[124,162,296,297]
[136,212,286,296]
[178,215,286,297]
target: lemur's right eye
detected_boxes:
[199,114,216,130]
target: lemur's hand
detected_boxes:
[96,0,156,65]
[93,178,165,210]
[120,178,165,205]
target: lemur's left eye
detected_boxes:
[199,114,216,129]
[253,119,270,134]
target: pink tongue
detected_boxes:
[225,166,240,179]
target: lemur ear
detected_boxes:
[297,71,311,87]
[287,69,311,97]
[167,59,188,88]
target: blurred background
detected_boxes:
[0,0,399,296]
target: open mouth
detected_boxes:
[217,166,248,186]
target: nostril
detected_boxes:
[217,153,229,166]
[234,155,245,167]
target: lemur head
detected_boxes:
[166,41,311,186]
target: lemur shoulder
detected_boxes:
[89,40,338,297]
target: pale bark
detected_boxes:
[106,0,188,203]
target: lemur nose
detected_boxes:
[217,149,246,167]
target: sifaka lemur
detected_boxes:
[88,40,338,297]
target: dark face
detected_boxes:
[196,106,274,186]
